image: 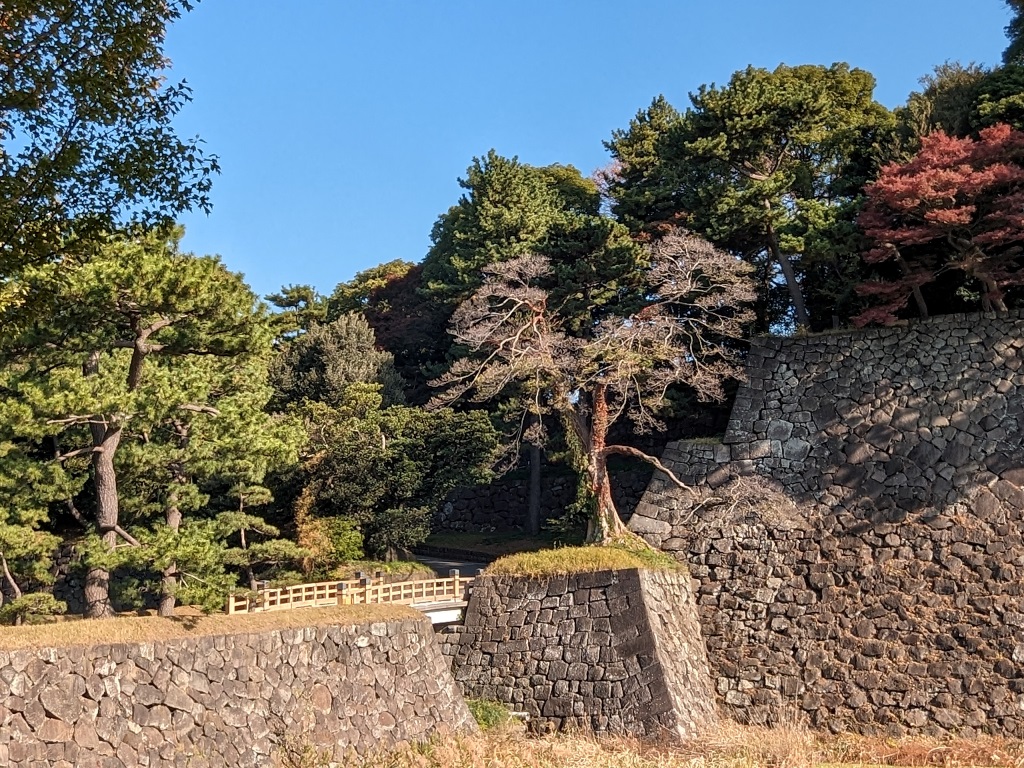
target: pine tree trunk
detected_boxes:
[85,425,122,619]
[765,204,810,328]
[584,383,629,544]
[158,499,182,618]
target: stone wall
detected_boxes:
[0,612,475,767]
[437,464,652,533]
[440,568,717,740]
[629,310,1024,737]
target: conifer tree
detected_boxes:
[0,229,301,617]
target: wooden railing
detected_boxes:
[338,573,471,607]
[225,578,361,615]
[225,570,474,615]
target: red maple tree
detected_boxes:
[855,124,1024,325]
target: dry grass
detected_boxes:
[341,721,1024,768]
[681,719,822,768]
[824,732,1024,767]
[485,543,674,577]
[0,604,420,651]
[351,726,703,768]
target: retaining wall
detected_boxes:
[630,310,1024,737]
[440,568,717,740]
[437,465,652,533]
[0,611,475,767]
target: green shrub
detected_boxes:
[466,699,512,730]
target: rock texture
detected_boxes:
[441,568,717,740]
[629,310,1024,737]
[0,616,475,767]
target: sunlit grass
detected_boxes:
[344,721,1024,768]
[485,537,681,577]
[0,604,419,651]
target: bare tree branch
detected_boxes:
[601,444,697,497]
[430,228,755,542]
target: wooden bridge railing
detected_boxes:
[337,573,471,607]
[225,570,474,615]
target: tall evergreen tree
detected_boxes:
[606,65,894,330]
[0,229,301,617]
[269,312,405,409]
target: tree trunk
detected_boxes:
[85,424,122,618]
[240,528,258,592]
[528,442,542,536]
[979,275,1008,312]
[893,249,929,319]
[158,495,182,618]
[764,203,810,329]
[584,383,630,544]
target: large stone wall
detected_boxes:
[0,612,475,767]
[437,465,652,533]
[440,568,717,740]
[630,310,1024,737]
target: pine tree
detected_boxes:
[0,229,302,617]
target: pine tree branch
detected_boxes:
[178,404,221,416]
[0,552,23,600]
[601,444,696,497]
[64,499,141,547]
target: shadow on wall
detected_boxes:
[629,311,1024,739]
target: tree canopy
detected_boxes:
[0,1,217,319]
[432,229,755,543]
[856,124,1024,325]
[0,229,301,617]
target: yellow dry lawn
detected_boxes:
[348,721,1024,768]
[0,604,419,651]
[486,542,681,577]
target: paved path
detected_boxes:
[415,555,488,578]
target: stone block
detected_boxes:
[452,570,717,741]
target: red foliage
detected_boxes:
[855,124,1024,324]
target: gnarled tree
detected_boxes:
[431,229,754,543]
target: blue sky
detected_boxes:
[165,1,1012,300]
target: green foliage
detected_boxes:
[326,263,445,405]
[270,313,405,409]
[265,284,329,341]
[975,64,1024,131]
[0,594,66,626]
[608,64,894,330]
[327,260,416,318]
[0,229,304,613]
[296,514,364,576]
[603,95,684,234]
[902,62,989,139]
[422,151,585,300]
[466,699,513,730]
[294,389,500,561]
[0,1,217,319]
